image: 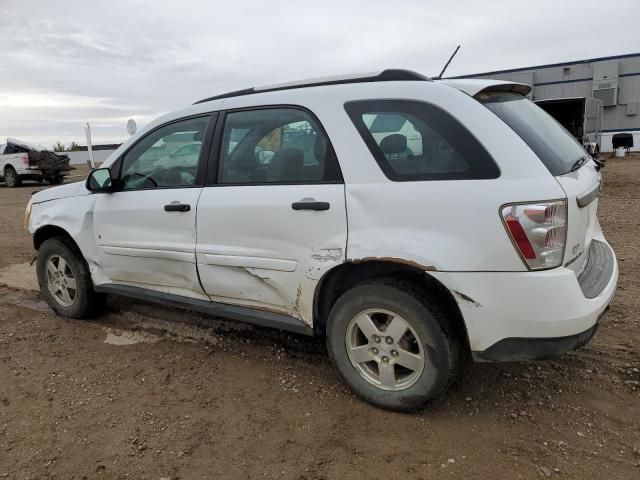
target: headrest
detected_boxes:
[270,148,304,168]
[379,134,407,154]
[314,134,327,161]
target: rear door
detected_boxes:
[195,106,347,325]
[92,115,213,299]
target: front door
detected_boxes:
[93,115,213,300]
[196,107,347,325]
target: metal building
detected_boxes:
[452,52,640,152]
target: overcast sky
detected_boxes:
[1,0,639,147]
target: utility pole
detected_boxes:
[84,123,95,169]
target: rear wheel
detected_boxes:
[48,175,64,185]
[36,237,105,318]
[326,279,460,411]
[4,167,21,188]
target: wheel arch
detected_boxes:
[33,224,82,254]
[312,260,470,352]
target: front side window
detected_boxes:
[218,108,341,184]
[119,116,209,190]
[345,100,499,181]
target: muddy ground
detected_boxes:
[0,158,639,479]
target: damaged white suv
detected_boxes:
[26,70,618,411]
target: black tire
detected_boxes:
[326,279,460,411]
[49,175,64,185]
[4,167,21,188]
[36,237,105,318]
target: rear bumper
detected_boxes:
[18,169,65,178]
[471,307,608,362]
[430,236,618,361]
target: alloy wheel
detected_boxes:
[45,254,77,307]
[345,308,426,391]
[5,169,17,187]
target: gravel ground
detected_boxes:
[0,157,639,479]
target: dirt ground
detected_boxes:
[0,158,639,479]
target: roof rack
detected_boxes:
[194,69,430,105]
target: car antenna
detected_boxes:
[435,45,461,79]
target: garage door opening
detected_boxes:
[535,97,602,153]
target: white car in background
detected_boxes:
[154,141,203,168]
[25,70,617,411]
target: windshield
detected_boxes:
[477,91,588,176]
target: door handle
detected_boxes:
[291,201,330,211]
[164,203,191,212]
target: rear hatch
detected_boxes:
[553,164,601,274]
[475,90,601,275]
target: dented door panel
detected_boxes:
[93,188,207,300]
[195,184,347,325]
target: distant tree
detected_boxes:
[52,141,83,152]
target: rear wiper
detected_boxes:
[571,155,605,173]
[570,155,589,172]
[591,157,605,171]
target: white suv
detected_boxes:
[26,70,618,411]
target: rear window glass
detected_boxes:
[344,100,499,181]
[477,92,587,176]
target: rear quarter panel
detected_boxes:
[303,82,567,271]
[1,153,30,175]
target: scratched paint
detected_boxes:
[311,248,343,262]
[454,290,482,308]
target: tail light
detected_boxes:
[21,154,29,166]
[501,200,567,270]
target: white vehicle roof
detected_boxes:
[192,70,531,106]
[103,70,533,168]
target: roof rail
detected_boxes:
[194,69,431,105]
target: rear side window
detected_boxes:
[477,92,587,176]
[345,100,499,181]
[218,108,342,185]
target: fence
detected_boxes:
[66,150,116,165]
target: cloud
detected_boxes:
[0,0,639,147]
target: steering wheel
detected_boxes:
[163,165,196,183]
[121,171,158,188]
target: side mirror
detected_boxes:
[86,167,114,193]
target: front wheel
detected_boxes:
[326,279,460,411]
[36,237,104,318]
